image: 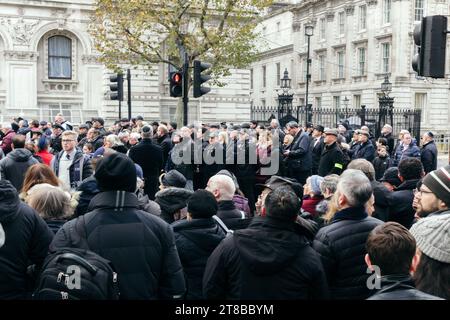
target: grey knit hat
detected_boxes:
[410,214,450,263]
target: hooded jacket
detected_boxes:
[203,217,329,299]
[172,218,226,299]
[50,190,186,300]
[0,148,39,191]
[155,187,194,223]
[0,180,54,299]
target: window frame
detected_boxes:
[48,35,73,80]
[44,31,77,82]
[381,42,391,73]
[359,5,367,30]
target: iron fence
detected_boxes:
[251,105,422,143]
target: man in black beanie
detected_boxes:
[50,153,186,299]
[172,190,225,299]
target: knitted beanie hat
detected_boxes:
[310,175,324,196]
[410,214,450,263]
[422,166,450,206]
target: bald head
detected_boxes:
[206,175,236,201]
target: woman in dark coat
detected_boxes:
[172,190,226,299]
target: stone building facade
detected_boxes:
[0,0,251,125]
[251,0,450,135]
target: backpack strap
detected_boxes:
[212,215,234,235]
[68,211,97,250]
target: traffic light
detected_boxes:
[110,73,124,100]
[193,60,211,98]
[412,15,447,78]
[169,71,183,97]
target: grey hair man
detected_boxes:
[313,169,383,300]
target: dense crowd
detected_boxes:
[0,113,448,300]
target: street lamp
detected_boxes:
[304,24,313,127]
[378,75,394,137]
[380,75,392,97]
[277,68,294,124]
[343,96,349,119]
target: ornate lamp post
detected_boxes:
[343,96,349,119]
[277,69,294,123]
[304,24,313,126]
[378,75,394,137]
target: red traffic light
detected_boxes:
[172,72,182,84]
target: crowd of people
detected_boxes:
[0,113,448,300]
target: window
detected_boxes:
[48,36,72,79]
[337,51,345,78]
[359,5,367,30]
[358,48,366,76]
[382,43,391,73]
[316,97,322,108]
[383,0,391,24]
[354,95,361,108]
[414,0,424,22]
[320,18,326,40]
[250,69,253,90]
[262,65,266,88]
[334,96,341,110]
[319,55,326,81]
[415,93,426,109]
[276,63,281,86]
[339,12,345,35]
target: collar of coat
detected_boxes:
[332,206,368,222]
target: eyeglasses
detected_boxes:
[62,139,75,143]
[413,188,434,196]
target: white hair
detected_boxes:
[105,134,123,147]
[208,175,236,201]
[337,169,373,207]
[130,132,141,140]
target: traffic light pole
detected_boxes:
[118,100,122,120]
[183,52,189,126]
[127,69,132,120]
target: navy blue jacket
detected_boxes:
[286,130,312,171]
[352,141,375,162]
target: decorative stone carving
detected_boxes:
[292,19,302,32]
[82,55,101,65]
[3,50,39,61]
[0,18,40,45]
[366,0,378,6]
[326,11,335,22]
[345,5,355,16]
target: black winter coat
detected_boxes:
[312,206,383,300]
[310,136,324,175]
[387,179,420,229]
[0,180,54,299]
[50,191,186,300]
[51,149,93,190]
[157,134,173,165]
[172,218,226,299]
[421,141,438,174]
[216,200,246,230]
[318,142,344,177]
[367,275,443,300]
[373,155,391,181]
[381,133,395,157]
[0,148,39,191]
[286,130,312,172]
[129,139,164,199]
[203,217,329,299]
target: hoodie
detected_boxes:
[0,180,53,299]
[203,217,329,299]
[0,148,39,191]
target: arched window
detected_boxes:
[48,36,72,79]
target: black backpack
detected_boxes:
[33,214,120,300]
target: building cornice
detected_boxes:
[0,0,94,11]
[257,44,293,60]
[3,50,39,61]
